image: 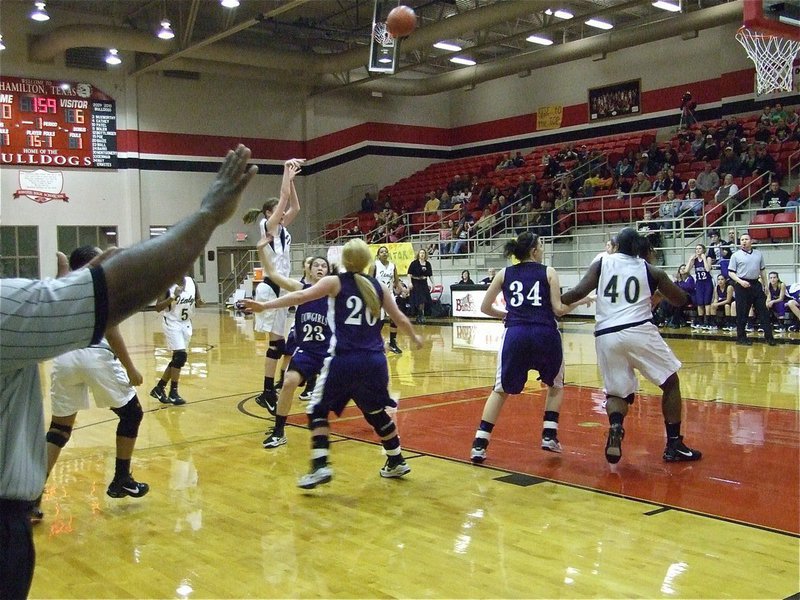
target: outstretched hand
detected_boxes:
[202,145,258,225]
[241,299,267,313]
[284,158,304,181]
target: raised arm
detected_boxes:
[561,259,601,305]
[101,145,257,327]
[265,159,303,234]
[480,268,506,319]
[242,274,339,312]
[283,163,302,227]
[257,238,302,292]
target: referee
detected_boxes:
[727,233,778,346]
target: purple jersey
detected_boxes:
[330,272,385,354]
[295,284,331,357]
[501,262,557,330]
[716,284,730,303]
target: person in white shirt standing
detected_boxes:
[150,274,198,405]
[561,227,702,465]
[371,245,403,354]
[243,159,304,414]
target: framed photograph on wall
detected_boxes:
[588,79,641,121]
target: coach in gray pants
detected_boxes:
[727,233,777,347]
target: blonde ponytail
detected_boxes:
[343,239,381,318]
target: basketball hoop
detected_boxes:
[736,26,800,95]
[373,22,395,48]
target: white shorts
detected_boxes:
[163,319,192,350]
[254,281,289,336]
[595,322,681,399]
[50,347,136,416]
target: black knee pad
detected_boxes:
[364,409,395,437]
[170,350,188,369]
[266,339,285,360]
[46,421,73,448]
[604,393,636,405]
[111,397,143,438]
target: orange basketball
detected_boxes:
[386,5,417,38]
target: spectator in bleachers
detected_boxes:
[557,187,574,214]
[786,191,800,214]
[663,147,680,169]
[698,135,720,161]
[534,196,556,238]
[706,230,725,264]
[388,215,408,243]
[347,224,364,240]
[771,103,787,124]
[496,153,514,170]
[613,156,634,184]
[638,210,663,258]
[680,180,703,218]
[664,167,683,194]
[361,192,375,213]
[754,121,772,144]
[543,154,563,178]
[696,163,720,193]
[651,170,670,196]
[479,185,498,210]
[714,173,739,210]
[637,152,660,177]
[513,173,540,204]
[370,224,388,244]
[784,107,798,130]
[717,146,741,178]
[630,171,652,198]
[761,180,790,211]
[658,189,681,226]
[474,208,496,245]
[512,151,525,168]
[758,105,773,126]
[773,119,790,143]
[439,190,453,211]
[513,199,537,233]
[690,130,705,156]
[447,174,468,197]
[423,192,440,213]
[738,145,758,177]
[753,143,777,178]
[557,143,578,162]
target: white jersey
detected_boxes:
[374,260,396,291]
[595,253,654,334]
[162,277,196,325]
[261,218,291,278]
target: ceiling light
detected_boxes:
[0,36,5,51]
[585,18,613,30]
[105,48,122,65]
[652,1,681,12]
[157,19,175,39]
[220,0,240,7]
[433,41,462,52]
[545,9,573,20]
[450,57,476,66]
[526,35,553,46]
[30,1,50,22]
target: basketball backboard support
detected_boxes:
[368,0,399,74]
[743,1,800,40]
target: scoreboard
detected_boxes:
[0,76,117,169]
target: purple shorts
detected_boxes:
[288,348,325,382]
[769,301,786,318]
[694,279,713,306]
[313,351,394,417]
[496,325,564,393]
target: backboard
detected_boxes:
[743,1,800,40]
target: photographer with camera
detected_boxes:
[680,91,697,128]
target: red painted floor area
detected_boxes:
[305,386,800,534]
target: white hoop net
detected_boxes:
[736,26,800,95]
[373,22,395,47]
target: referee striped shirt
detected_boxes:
[0,267,106,501]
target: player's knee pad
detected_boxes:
[364,409,395,437]
[308,416,329,432]
[170,350,188,369]
[46,422,73,448]
[112,397,143,438]
[266,339,285,360]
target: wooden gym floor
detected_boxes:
[30,308,799,599]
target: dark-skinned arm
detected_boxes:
[561,260,601,305]
[647,263,688,306]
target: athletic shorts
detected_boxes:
[288,348,326,383]
[285,327,298,355]
[694,279,713,306]
[254,281,289,336]
[595,321,681,399]
[50,347,136,416]
[307,351,395,417]
[770,300,786,317]
[163,319,192,351]
[493,325,564,394]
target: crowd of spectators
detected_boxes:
[335,104,798,251]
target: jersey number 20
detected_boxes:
[344,295,378,326]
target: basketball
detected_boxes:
[386,5,417,38]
